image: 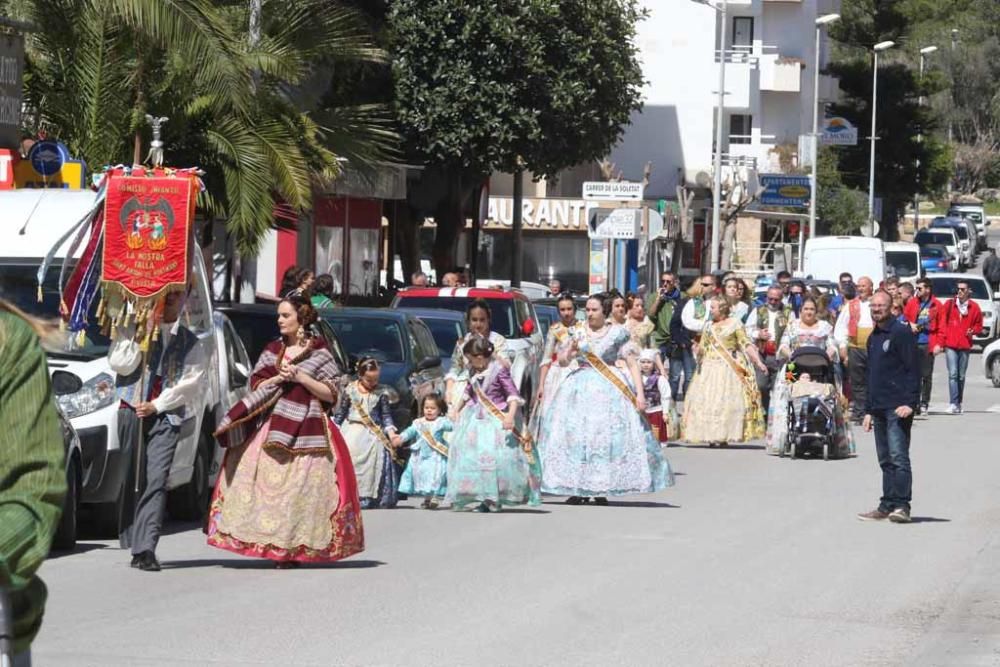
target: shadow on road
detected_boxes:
[910,517,951,524]
[674,444,765,451]
[160,558,386,570]
[48,543,107,559]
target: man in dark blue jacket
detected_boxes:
[858,290,920,524]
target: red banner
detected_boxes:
[101,169,197,299]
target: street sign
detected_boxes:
[821,116,859,146]
[587,208,641,239]
[760,174,811,208]
[582,181,644,201]
[0,33,24,149]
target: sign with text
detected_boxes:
[0,33,23,149]
[582,180,644,201]
[102,170,197,298]
[760,174,811,208]
[0,148,15,188]
[8,140,87,190]
[486,196,597,231]
[821,116,858,146]
[588,208,641,239]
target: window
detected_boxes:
[732,17,754,51]
[729,114,752,145]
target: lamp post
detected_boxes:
[809,13,840,242]
[868,40,895,237]
[692,0,727,272]
[914,45,938,232]
[948,29,958,196]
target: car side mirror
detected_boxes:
[51,371,83,396]
[416,356,442,372]
[230,362,250,389]
[521,318,536,336]
[994,292,1000,301]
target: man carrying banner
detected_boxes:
[110,291,203,571]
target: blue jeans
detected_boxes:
[663,345,695,402]
[872,410,913,513]
[945,348,970,406]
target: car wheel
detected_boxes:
[992,356,1000,389]
[167,431,213,521]
[52,455,81,551]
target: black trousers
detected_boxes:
[916,344,935,406]
[848,347,868,420]
[117,407,180,556]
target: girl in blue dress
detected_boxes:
[393,393,453,509]
[446,336,542,512]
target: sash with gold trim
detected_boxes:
[472,383,536,465]
[581,348,649,425]
[704,323,764,438]
[352,397,404,465]
[419,427,448,458]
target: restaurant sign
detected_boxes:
[485,196,600,231]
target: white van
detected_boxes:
[1,189,239,532]
[883,242,922,286]
[802,236,886,285]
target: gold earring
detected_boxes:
[296,326,305,343]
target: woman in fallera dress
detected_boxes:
[445,298,511,410]
[536,294,673,505]
[208,295,363,567]
[446,336,542,512]
[529,293,578,438]
[334,358,401,509]
[682,296,768,446]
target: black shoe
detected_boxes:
[129,554,142,568]
[594,497,609,506]
[565,496,584,505]
[137,551,161,572]
[919,403,929,415]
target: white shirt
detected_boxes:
[681,298,710,334]
[833,299,873,348]
[109,320,205,413]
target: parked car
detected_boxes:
[929,217,975,267]
[392,287,545,409]
[216,304,349,373]
[948,202,990,250]
[389,307,467,373]
[914,227,961,271]
[49,376,83,551]
[321,307,446,428]
[884,242,922,285]
[532,295,588,324]
[802,236,886,285]
[928,273,998,343]
[920,244,953,274]
[982,337,1000,388]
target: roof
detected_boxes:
[395,287,523,301]
[320,306,415,321]
[927,272,988,282]
[1,190,102,259]
[393,307,466,321]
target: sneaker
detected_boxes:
[918,403,929,415]
[857,509,890,521]
[956,404,964,414]
[947,404,959,415]
[888,508,912,523]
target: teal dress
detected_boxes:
[398,417,453,497]
[446,361,542,510]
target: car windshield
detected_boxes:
[0,262,110,359]
[419,316,465,357]
[324,318,405,363]
[917,232,955,247]
[929,277,991,300]
[886,251,919,277]
[936,224,969,240]
[921,246,946,258]
[396,297,518,337]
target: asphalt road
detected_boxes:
[33,244,1000,666]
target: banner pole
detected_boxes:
[135,348,148,494]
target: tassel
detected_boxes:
[37,285,43,303]
[76,330,86,347]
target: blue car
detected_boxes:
[920,244,952,274]
[320,308,446,428]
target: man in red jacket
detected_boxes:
[903,278,941,415]
[934,279,983,414]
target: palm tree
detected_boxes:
[6,0,397,254]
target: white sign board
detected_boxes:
[821,116,859,146]
[582,181,644,201]
[588,208,641,239]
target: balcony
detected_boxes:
[760,55,804,93]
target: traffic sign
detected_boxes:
[760,174,811,208]
[582,181,644,202]
[587,208,641,239]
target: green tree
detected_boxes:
[827,0,951,238]
[816,147,869,235]
[389,0,645,273]
[3,0,395,255]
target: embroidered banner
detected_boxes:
[101,169,197,299]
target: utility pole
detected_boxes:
[915,46,938,232]
[868,41,895,237]
[809,14,840,241]
[947,29,958,196]
[511,167,523,288]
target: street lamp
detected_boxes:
[692,0,727,272]
[914,45,938,231]
[948,29,958,195]
[808,13,840,242]
[867,40,895,237]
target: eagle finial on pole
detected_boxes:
[144,114,169,167]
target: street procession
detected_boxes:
[3,0,1000,665]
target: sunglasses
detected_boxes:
[957,287,969,292]
[700,282,714,288]
[661,278,674,284]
